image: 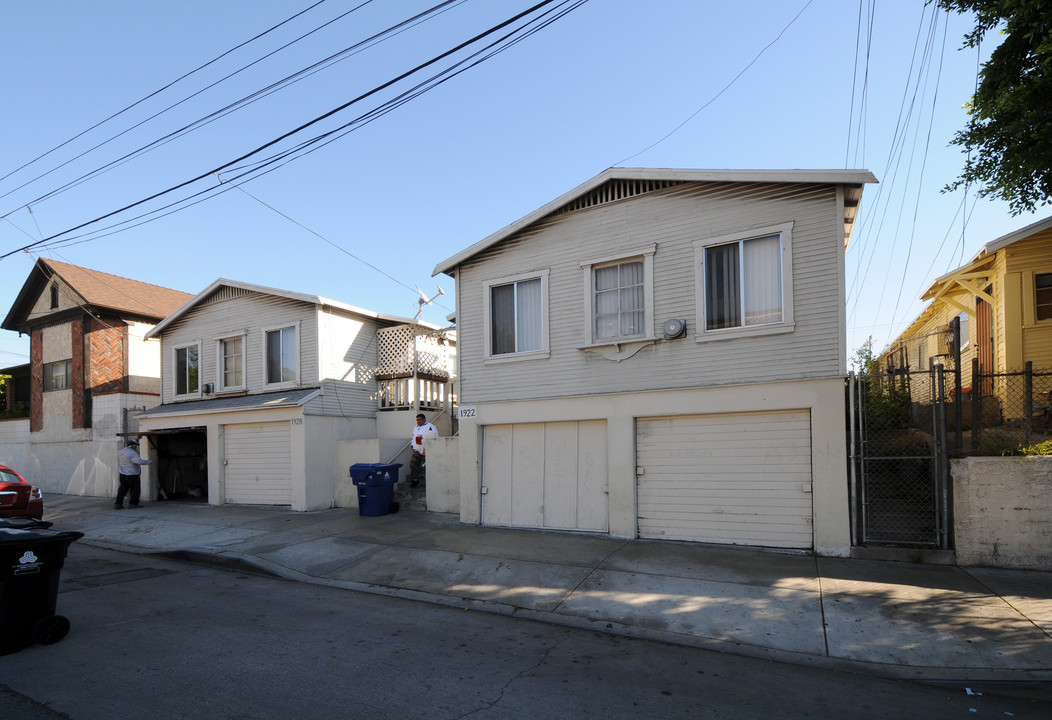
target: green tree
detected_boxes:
[937,0,1052,214]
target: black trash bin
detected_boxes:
[350,463,402,517]
[0,527,83,655]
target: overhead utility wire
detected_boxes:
[222,0,588,178]
[0,0,332,188]
[1,0,458,213]
[3,0,575,258]
[883,11,949,347]
[846,0,936,312]
[613,0,814,166]
[42,0,589,250]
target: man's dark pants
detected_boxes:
[115,473,141,507]
[409,451,425,487]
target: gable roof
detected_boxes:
[144,278,443,339]
[920,213,1052,301]
[2,258,194,332]
[432,167,877,276]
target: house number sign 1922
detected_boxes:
[457,406,477,419]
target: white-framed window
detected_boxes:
[217,334,246,392]
[43,359,72,391]
[174,343,201,397]
[483,270,549,360]
[694,222,794,340]
[264,324,298,385]
[580,245,656,344]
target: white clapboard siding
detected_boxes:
[160,291,319,403]
[457,181,844,403]
[224,422,292,505]
[636,411,813,548]
[482,421,608,532]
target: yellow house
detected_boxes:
[882,215,1052,388]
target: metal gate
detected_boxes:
[847,367,951,549]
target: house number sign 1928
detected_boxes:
[290,417,303,425]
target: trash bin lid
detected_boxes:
[0,528,84,545]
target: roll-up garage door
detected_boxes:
[636,411,812,548]
[225,422,292,505]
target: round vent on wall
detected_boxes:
[662,318,686,339]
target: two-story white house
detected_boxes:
[434,168,875,556]
[137,279,455,511]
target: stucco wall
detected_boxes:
[423,436,459,514]
[952,456,1052,571]
[455,376,850,554]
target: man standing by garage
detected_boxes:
[115,438,152,509]
[408,413,438,488]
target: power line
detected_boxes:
[1,0,577,261]
[613,0,815,167]
[0,0,334,189]
[1,0,459,214]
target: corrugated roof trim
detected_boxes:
[552,179,685,216]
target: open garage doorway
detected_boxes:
[146,429,208,503]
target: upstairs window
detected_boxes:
[695,223,794,339]
[218,336,245,391]
[581,246,656,345]
[175,344,200,396]
[43,359,71,391]
[1036,273,1052,321]
[595,260,645,339]
[265,326,298,384]
[485,271,548,358]
[49,283,59,309]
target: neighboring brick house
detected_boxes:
[0,259,192,498]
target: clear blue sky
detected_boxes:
[0,0,1043,369]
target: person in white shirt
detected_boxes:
[409,413,438,488]
[115,439,152,509]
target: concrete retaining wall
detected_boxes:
[952,456,1052,571]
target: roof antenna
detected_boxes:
[414,285,444,320]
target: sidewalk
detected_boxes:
[39,494,1052,684]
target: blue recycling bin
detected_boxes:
[350,463,402,517]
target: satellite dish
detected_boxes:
[662,318,686,339]
[414,285,445,320]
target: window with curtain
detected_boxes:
[490,277,542,355]
[266,326,297,384]
[704,233,782,331]
[594,260,644,339]
[220,336,244,389]
[175,345,199,396]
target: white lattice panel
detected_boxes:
[377,325,452,378]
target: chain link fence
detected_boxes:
[964,360,1052,455]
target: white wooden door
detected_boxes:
[636,411,813,548]
[482,421,607,532]
[225,422,292,505]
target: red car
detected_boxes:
[0,465,44,519]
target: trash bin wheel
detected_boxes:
[32,615,70,645]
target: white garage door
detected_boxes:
[636,411,813,548]
[225,422,292,505]
[482,420,607,532]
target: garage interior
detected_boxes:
[145,429,208,503]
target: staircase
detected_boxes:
[393,482,426,512]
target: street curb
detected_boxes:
[141,544,1052,687]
